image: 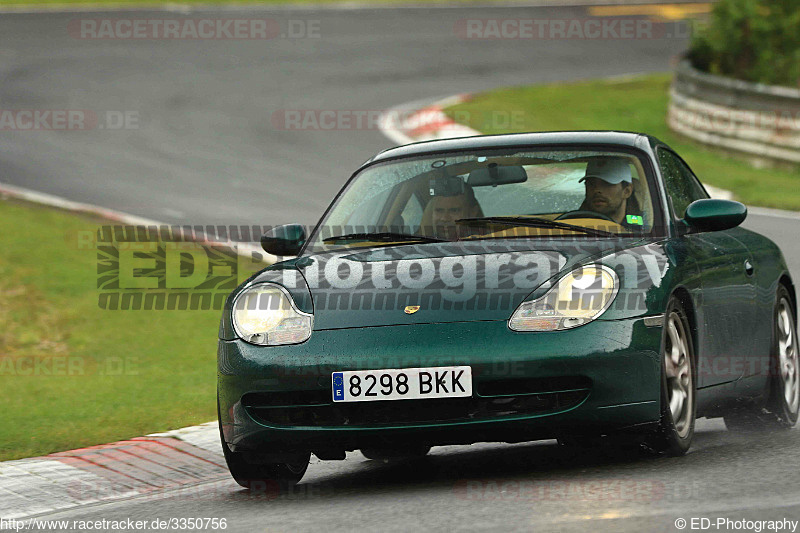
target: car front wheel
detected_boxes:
[221,443,309,492]
[646,297,696,455]
[218,399,309,491]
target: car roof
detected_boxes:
[366,131,663,165]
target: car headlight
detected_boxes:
[509,264,618,332]
[232,283,313,345]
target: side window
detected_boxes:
[658,149,708,218]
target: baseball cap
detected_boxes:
[579,157,633,185]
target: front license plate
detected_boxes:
[331,366,472,403]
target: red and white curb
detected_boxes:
[0,181,274,263]
[378,91,735,201]
[0,423,224,519]
[379,93,477,146]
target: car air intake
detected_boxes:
[243,378,590,428]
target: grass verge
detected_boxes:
[0,198,263,461]
[443,74,800,211]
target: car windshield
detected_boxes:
[306,148,660,253]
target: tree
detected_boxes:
[688,0,800,88]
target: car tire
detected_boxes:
[217,398,309,491]
[724,285,799,431]
[361,446,431,461]
[645,297,696,456]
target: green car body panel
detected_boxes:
[218,131,795,456]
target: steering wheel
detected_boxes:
[555,210,617,223]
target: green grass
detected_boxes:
[0,199,265,461]
[443,74,800,211]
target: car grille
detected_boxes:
[243,377,590,427]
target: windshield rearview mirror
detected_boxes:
[467,164,527,187]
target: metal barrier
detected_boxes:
[668,60,800,165]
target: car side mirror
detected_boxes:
[261,224,306,256]
[684,199,747,232]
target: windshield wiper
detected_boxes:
[455,216,617,238]
[323,232,447,244]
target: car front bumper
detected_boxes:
[218,316,662,454]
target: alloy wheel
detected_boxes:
[665,311,693,438]
[777,297,799,415]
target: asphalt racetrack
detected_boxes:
[3,4,800,531]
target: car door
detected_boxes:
[658,148,756,387]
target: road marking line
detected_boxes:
[148,421,222,455]
[748,206,800,220]
[589,3,712,20]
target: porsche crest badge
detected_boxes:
[404,306,421,314]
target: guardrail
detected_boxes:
[668,60,800,165]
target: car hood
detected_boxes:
[268,238,655,330]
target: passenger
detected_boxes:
[427,180,482,240]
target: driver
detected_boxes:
[578,157,643,231]
[427,177,482,240]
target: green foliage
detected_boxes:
[688,0,800,87]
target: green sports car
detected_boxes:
[217,131,798,489]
